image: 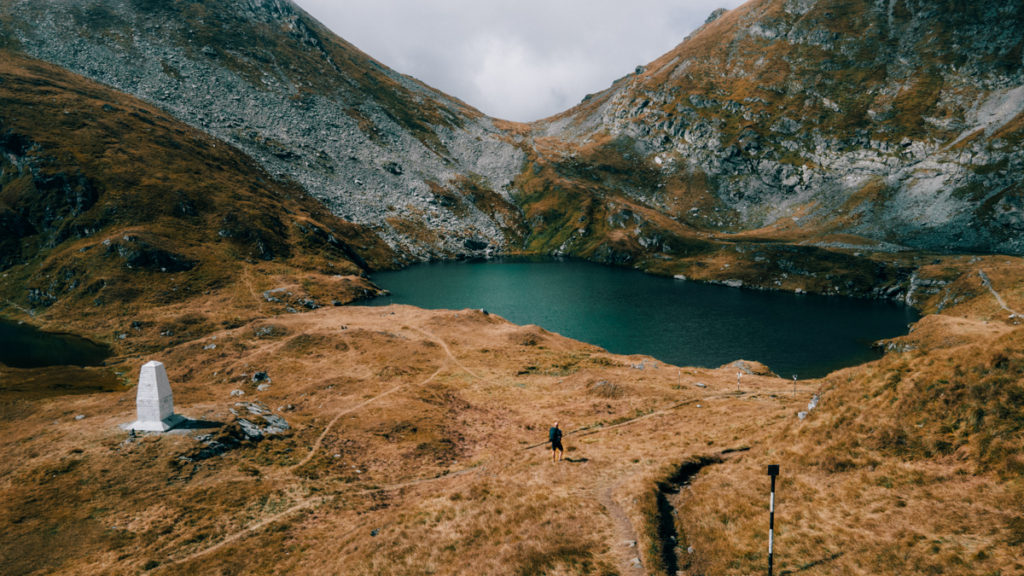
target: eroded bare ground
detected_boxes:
[0,256,1022,576]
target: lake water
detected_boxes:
[0,318,112,368]
[363,259,919,378]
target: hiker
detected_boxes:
[549,421,564,462]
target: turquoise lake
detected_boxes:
[363,259,919,378]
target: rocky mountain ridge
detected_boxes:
[0,50,392,331]
[1,0,1022,299]
[539,0,1024,256]
[1,0,526,261]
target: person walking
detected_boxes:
[549,421,564,462]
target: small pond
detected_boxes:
[0,318,112,368]
[363,259,919,378]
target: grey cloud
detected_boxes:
[294,0,747,121]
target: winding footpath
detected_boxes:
[159,497,323,570]
[156,326,483,571]
[293,325,480,470]
[157,466,483,571]
[290,364,444,471]
[979,269,1022,318]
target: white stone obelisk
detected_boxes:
[123,361,185,432]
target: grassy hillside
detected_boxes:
[1,0,527,259]
[0,51,394,342]
[512,133,920,298]
[676,257,1024,575]
[0,3,1022,576]
[1,258,1021,575]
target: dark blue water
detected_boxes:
[363,259,919,378]
[0,319,112,368]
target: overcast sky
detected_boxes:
[292,0,747,122]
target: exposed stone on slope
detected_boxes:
[540,0,1024,256]
[3,0,526,261]
[0,51,393,324]
[3,0,1021,300]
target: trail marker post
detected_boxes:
[767,464,780,575]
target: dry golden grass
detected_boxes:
[0,301,816,575]
[673,257,1024,575]
[5,250,1020,575]
[2,22,1023,576]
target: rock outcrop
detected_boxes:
[0,51,392,322]
[2,0,526,261]
[3,0,1022,296]
[538,0,1024,256]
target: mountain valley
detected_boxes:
[0,0,1022,574]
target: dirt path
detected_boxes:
[347,465,480,495]
[158,463,481,570]
[597,481,647,576]
[156,464,481,572]
[979,269,1022,318]
[156,496,322,571]
[524,394,733,451]
[292,325,480,470]
[2,298,34,317]
[411,327,486,381]
[291,363,446,470]
[240,266,266,311]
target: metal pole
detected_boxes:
[767,464,779,576]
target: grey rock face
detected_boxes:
[6,0,525,261]
[5,0,1021,270]
[231,401,291,438]
[543,0,1024,256]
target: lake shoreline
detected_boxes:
[361,258,919,379]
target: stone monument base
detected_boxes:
[121,413,186,432]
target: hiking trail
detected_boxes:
[597,481,646,576]
[979,269,1022,318]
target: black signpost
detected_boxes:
[767,464,780,576]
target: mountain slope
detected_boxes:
[1,3,1023,576]
[0,0,527,260]
[5,0,1021,283]
[0,50,391,337]
[534,0,1024,257]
